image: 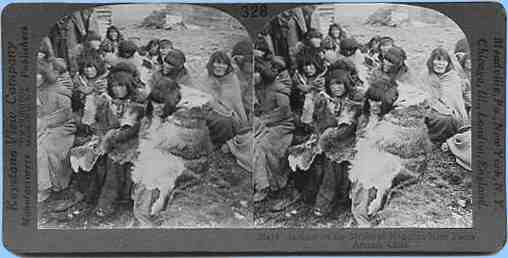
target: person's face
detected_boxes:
[84,65,98,79]
[310,38,322,48]
[162,62,176,75]
[329,82,346,97]
[36,73,43,87]
[380,42,393,54]
[160,47,171,57]
[382,59,395,73]
[89,40,101,50]
[149,44,159,55]
[432,55,449,74]
[213,60,229,77]
[303,64,317,77]
[109,30,119,40]
[370,100,382,116]
[112,83,128,99]
[331,28,341,38]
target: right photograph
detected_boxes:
[252,3,472,228]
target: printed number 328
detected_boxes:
[240,5,268,18]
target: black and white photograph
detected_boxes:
[36,3,473,230]
[36,4,254,229]
[251,4,472,228]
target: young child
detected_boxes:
[91,62,146,217]
[72,52,109,132]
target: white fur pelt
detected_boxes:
[131,116,186,215]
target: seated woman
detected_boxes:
[200,51,248,146]
[37,59,77,203]
[423,47,469,144]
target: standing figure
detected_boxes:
[72,51,109,131]
[252,60,295,202]
[231,40,255,120]
[37,60,77,203]
[76,63,146,218]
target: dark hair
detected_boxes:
[365,35,382,53]
[426,47,454,74]
[107,62,139,99]
[159,39,173,49]
[326,69,353,96]
[340,38,361,56]
[365,78,398,116]
[146,77,182,118]
[232,39,253,57]
[295,47,324,75]
[144,39,160,54]
[77,51,106,78]
[328,23,345,40]
[254,36,272,57]
[106,26,123,42]
[163,49,186,68]
[117,40,138,59]
[206,51,233,77]
[454,38,470,54]
[99,40,115,54]
[379,36,394,47]
[459,52,470,70]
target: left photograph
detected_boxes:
[36,4,254,229]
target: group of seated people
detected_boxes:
[37,20,472,226]
[37,24,254,224]
[248,22,472,220]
